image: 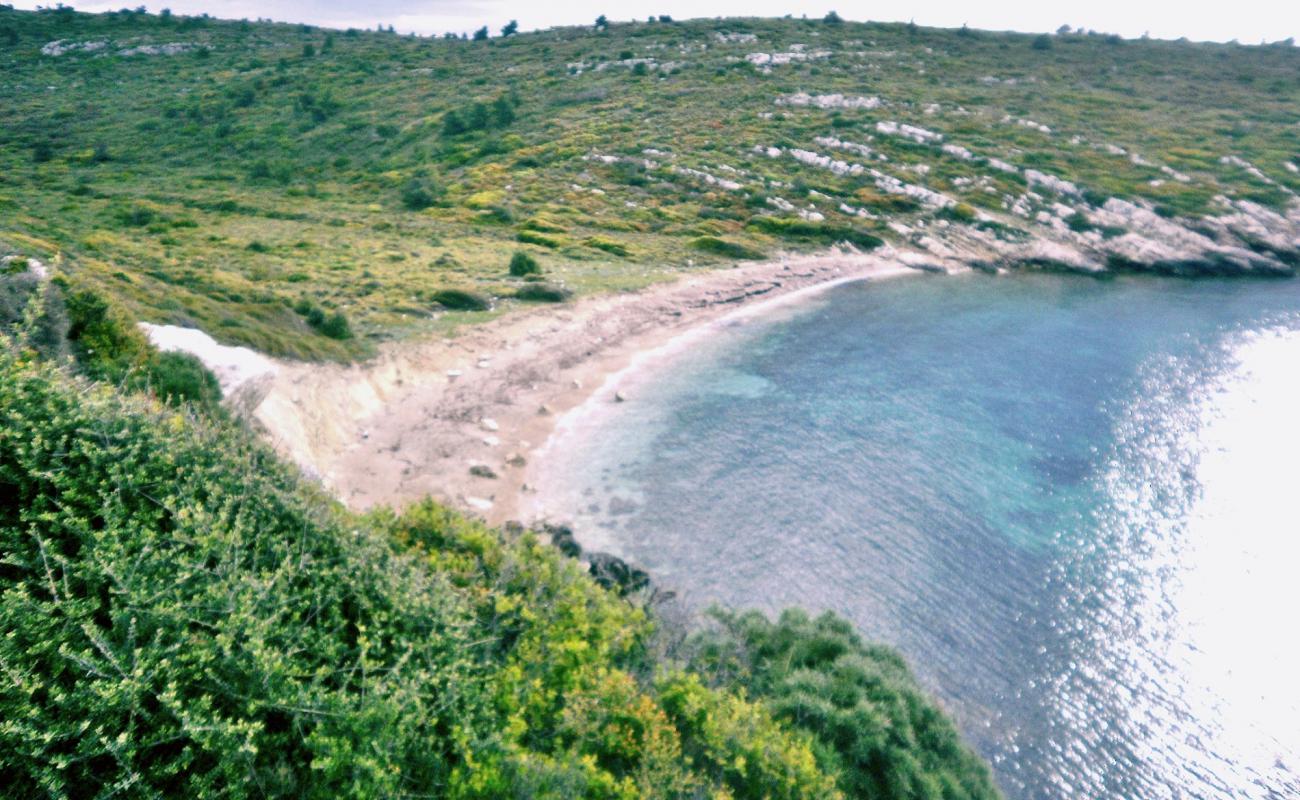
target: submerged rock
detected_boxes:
[586,552,650,596]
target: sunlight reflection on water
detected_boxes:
[529,274,1300,799]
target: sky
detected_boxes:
[13,1,1300,44]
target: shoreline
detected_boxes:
[251,248,936,524]
[518,262,918,528]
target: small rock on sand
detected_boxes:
[447,370,462,380]
[538,404,552,416]
[482,435,500,447]
[480,418,499,431]
[506,452,527,467]
[571,379,583,389]
[465,496,494,511]
[614,391,626,403]
[469,464,498,479]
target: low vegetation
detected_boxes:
[1,8,1294,360]
[0,333,999,798]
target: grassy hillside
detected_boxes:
[2,7,1297,359]
[0,327,1000,798]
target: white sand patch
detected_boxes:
[2,255,49,278]
[745,49,831,70]
[117,42,205,57]
[671,165,742,191]
[1003,115,1053,134]
[41,40,108,56]
[139,323,277,396]
[777,92,883,110]
[1221,156,1294,195]
[942,143,974,160]
[815,136,884,161]
[1025,169,1081,197]
[867,168,956,208]
[874,120,942,144]
[788,148,864,177]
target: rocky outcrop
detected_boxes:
[586,551,651,596]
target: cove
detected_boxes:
[530,271,1300,800]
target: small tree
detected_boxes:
[442,110,467,136]
[491,95,515,126]
[472,25,488,41]
[501,20,517,36]
[401,178,438,210]
[595,14,608,29]
[509,251,540,276]
[823,10,843,24]
[1032,33,1054,50]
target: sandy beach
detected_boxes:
[251,247,931,525]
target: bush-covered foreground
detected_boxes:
[0,339,1000,798]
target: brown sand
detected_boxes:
[253,248,931,525]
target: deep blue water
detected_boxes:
[531,272,1300,800]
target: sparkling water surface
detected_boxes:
[532,272,1300,799]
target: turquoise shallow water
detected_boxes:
[534,272,1300,799]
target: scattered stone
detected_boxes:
[480,418,499,432]
[465,496,494,511]
[505,452,527,467]
[482,435,500,447]
[538,404,552,416]
[614,391,626,403]
[469,464,498,479]
[545,524,583,558]
[447,369,462,380]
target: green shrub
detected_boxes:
[516,230,560,249]
[689,236,763,260]
[31,140,53,163]
[142,350,222,410]
[944,203,979,223]
[0,344,996,800]
[584,236,631,257]
[61,285,151,380]
[509,250,541,276]
[401,177,439,210]
[0,353,479,798]
[514,282,572,302]
[688,608,1002,800]
[318,311,352,339]
[0,273,69,362]
[749,217,884,250]
[432,288,491,311]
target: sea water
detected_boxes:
[530,272,1300,799]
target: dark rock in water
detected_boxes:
[607,495,638,515]
[586,551,650,596]
[544,523,582,558]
